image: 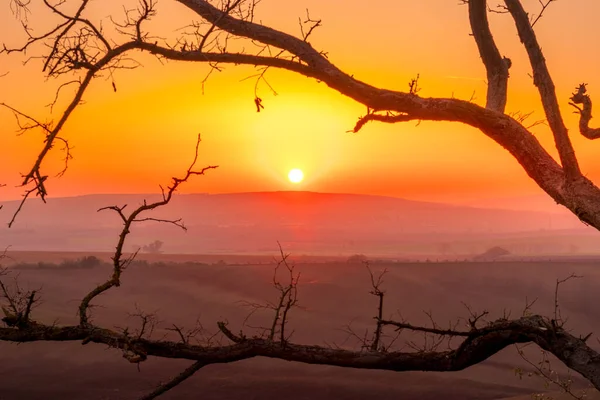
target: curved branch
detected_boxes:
[176,0,328,69]
[135,42,317,76]
[1,315,599,389]
[15,40,142,226]
[570,84,600,139]
[352,111,416,133]
[504,0,580,179]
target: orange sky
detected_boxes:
[1,0,600,204]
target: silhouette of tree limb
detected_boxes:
[570,84,600,139]
[553,273,582,328]
[236,243,299,342]
[78,134,217,326]
[466,0,511,112]
[0,270,40,329]
[366,264,386,352]
[504,0,580,179]
[1,314,600,390]
[515,343,585,400]
[139,361,206,400]
[530,0,558,27]
[352,110,416,133]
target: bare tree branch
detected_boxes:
[504,0,580,179]
[553,273,582,328]
[2,314,600,391]
[139,361,206,400]
[78,134,217,326]
[570,84,600,139]
[237,242,299,343]
[352,110,416,133]
[530,0,558,27]
[366,264,386,352]
[466,0,511,112]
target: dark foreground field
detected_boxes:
[1,254,600,399]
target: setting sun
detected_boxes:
[288,169,304,183]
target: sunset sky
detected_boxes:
[1,0,600,205]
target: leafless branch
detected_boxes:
[553,273,582,327]
[530,0,558,27]
[465,0,511,112]
[238,242,299,343]
[139,361,206,400]
[78,135,217,326]
[366,264,386,351]
[570,84,600,139]
[0,270,41,329]
[352,109,416,133]
[2,313,598,389]
[515,343,585,399]
[298,9,321,42]
[504,0,580,179]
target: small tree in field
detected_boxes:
[142,240,164,254]
[1,0,600,398]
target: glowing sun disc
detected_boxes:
[288,169,304,183]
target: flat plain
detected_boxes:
[1,252,599,399]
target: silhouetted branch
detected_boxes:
[553,273,582,327]
[237,243,299,342]
[508,110,546,130]
[139,361,206,400]
[78,135,217,326]
[530,0,557,27]
[166,318,212,346]
[0,271,41,329]
[298,9,321,43]
[504,0,580,179]
[366,264,386,351]
[570,84,600,139]
[465,0,511,112]
[133,217,187,231]
[2,314,600,391]
[352,110,415,133]
[515,343,585,399]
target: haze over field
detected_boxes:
[0,191,595,256]
[1,259,598,399]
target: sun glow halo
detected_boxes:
[288,168,304,183]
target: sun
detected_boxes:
[288,168,304,183]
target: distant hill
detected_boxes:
[0,191,593,255]
[473,246,511,261]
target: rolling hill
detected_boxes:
[0,191,594,255]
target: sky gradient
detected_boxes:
[1,0,600,204]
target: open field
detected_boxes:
[1,253,600,399]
